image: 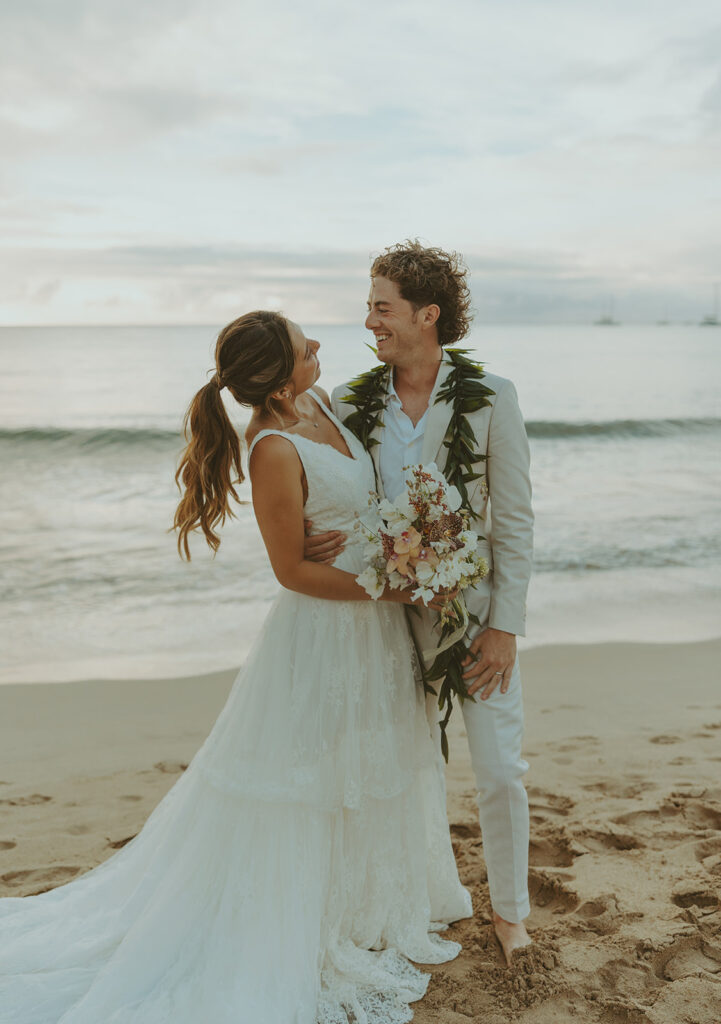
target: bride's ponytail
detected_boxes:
[174,377,242,559]
[173,311,295,559]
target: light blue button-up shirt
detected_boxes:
[378,364,444,500]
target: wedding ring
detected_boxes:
[494,671,503,677]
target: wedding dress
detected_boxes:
[0,390,472,1024]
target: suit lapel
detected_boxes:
[421,357,454,467]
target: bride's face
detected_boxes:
[286,320,321,395]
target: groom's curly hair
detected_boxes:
[370,239,473,346]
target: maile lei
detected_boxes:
[341,348,496,761]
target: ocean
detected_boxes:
[1,323,719,684]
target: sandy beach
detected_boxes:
[1,638,720,1022]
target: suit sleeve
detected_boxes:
[486,379,534,636]
[330,385,349,422]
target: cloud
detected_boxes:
[1,240,717,325]
[0,1,719,322]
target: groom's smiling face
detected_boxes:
[365,275,427,365]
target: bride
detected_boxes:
[0,310,472,1024]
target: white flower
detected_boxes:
[411,585,435,605]
[445,484,462,511]
[356,566,385,600]
[458,530,478,552]
[392,492,416,521]
[414,560,437,584]
[384,518,414,539]
[363,539,382,561]
[377,498,402,522]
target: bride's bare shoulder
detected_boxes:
[310,385,331,409]
[244,414,275,450]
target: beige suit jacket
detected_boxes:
[331,357,534,664]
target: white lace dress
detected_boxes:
[0,392,472,1024]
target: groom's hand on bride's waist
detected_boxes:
[461,627,517,701]
[303,519,346,564]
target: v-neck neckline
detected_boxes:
[303,390,356,461]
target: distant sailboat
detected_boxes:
[594,298,619,325]
[699,283,719,326]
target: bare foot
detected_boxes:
[492,910,532,966]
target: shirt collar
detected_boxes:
[387,354,447,407]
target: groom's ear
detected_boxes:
[420,304,440,329]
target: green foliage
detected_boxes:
[339,362,391,451]
[434,348,495,522]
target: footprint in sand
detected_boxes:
[595,954,665,1010]
[695,836,721,860]
[649,735,682,745]
[0,794,52,807]
[529,830,579,868]
[528,869,580,924]
[118,794,143,802]
[527,788,574,822]
[613,794,721,844]
[450,822,480,841]
[0,841,17,851]
[551,736,600,754]
[651,932,721,982]
[154,761,188,774]
[1,865,82,895]
[572,894,624,935]
[573,823,642,852]
[695,837,721,877]
[65,823,91,835]
[668,791,721,830]
[107,834,138,849]
[580,780,656,799]
[670,880,720,911]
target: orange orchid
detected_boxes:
[393,528,422,558]
[386,552,416,578]
[415,546,440,567]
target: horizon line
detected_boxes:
[0,319,713,329]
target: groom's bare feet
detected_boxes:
[492,911,532,965]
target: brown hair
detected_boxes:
[370,239,472,346]
[173,310,295,559]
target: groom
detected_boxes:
[305,240,534,963]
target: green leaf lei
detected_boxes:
[340,347,496,761]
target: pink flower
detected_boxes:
[414,546,439,567]
[393,528,422,558]
[386,552,416,579]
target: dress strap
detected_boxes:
[247,429,303,461]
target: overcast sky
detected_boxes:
[1,0,719,324]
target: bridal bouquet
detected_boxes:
[356,463,490,760]
[355,462,489,648]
